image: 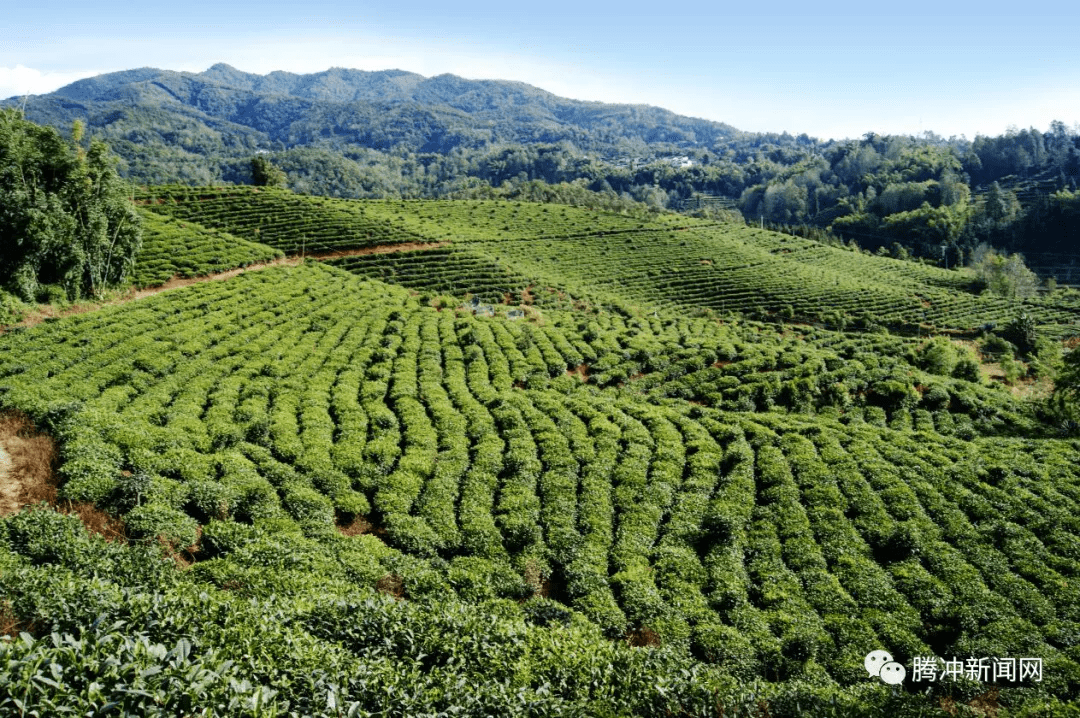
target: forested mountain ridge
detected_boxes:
[14,63,738,153]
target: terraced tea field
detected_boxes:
[323,246,534,304]
[139,186,429,254]
[459,228,1080,336]
[3,192,1080,716]
[140,188,1080,339]
[352,197,696,242]
[132,210,284,288]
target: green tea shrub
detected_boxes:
[524,597,572,627]
[1,507,102,569]
[282,485,335,525]
[186,480,237,522]
[868,379,918,411]
[0,291,27,326]
[124,503,199,549]
[199,519,262,558]
[921,384,950,409]
[981,333,1016,358]
[58,437,123,503]
[1003,312,1038,357]
[916,337,959,376]
[864,406,887,427]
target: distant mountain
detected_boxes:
[7,63,739,156]
[0,63,752,196]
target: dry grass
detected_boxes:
[376,574,405,599]
[336,513,374,537]
[0,412,130,543]
[627,627,662,648]
[58,501,127,543]
[0,413,58,517]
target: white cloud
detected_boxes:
[0,65,106,101]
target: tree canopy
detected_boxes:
[251,154,286,187]
[0,110,141,301]
[969,245,1040,299]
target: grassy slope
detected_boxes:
[1,194,1079,715]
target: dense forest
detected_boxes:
[0,109,142,302]
[4,65,1080,268]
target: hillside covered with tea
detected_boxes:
[1,184,1079,716]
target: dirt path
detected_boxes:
[11,242,450,331]
[128,256,304,301]
[305,241,447,260]
[0,240,448,507]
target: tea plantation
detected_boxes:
[1,192,1079,716]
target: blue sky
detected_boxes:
[2,1,1078,141]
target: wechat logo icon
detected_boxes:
[865,650,906,685]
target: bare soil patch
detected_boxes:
[336,509,388,539]
[336,512,376,537]
[129,257,304,300]
[62,501,127,543]
[940,687,1000,717]
[566,363,590,382]
[627,627,662,648]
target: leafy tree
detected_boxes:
[1029,335,1063,380]
[1051,348,1080,433]
[953,354,982,382]
[251,154,287,187]
[0,110,141,300]
[1002,313,1038,358]
[969,246,1039,299]
[1000,352,1024,384]
[985,181,1015,222]
[916,337,958,376]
